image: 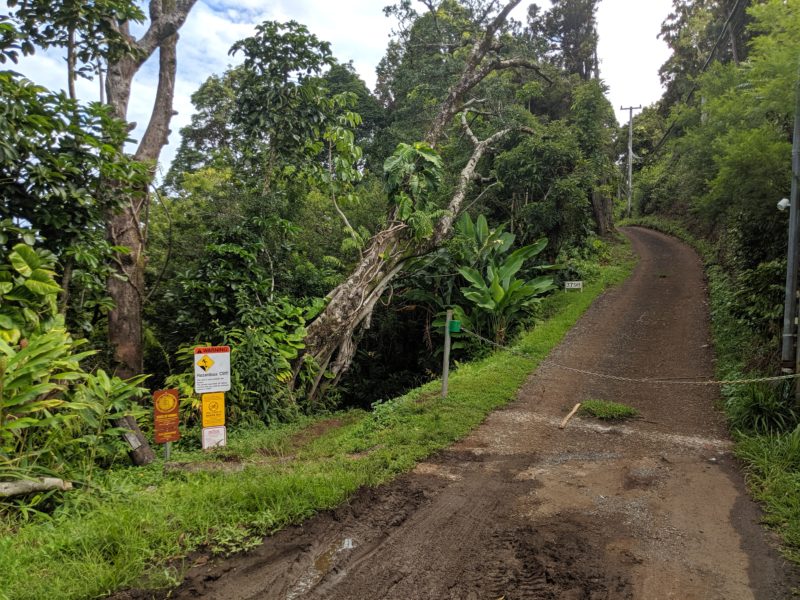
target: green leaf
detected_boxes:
[476,215,489,245]
[9,244,42,277]
[457,267,485,288]
[23,269,61,296]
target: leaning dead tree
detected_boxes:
[105,0,197,465]
[299,0,546,401]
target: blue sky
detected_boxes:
[16,0,672,172]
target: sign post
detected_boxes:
[153,389,180,460]
[194,346,231,449]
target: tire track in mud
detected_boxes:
[157,227,798,599]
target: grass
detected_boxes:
[621,215,800,566]
[580,399,638,421]
[0,242,635,600]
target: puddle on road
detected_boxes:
[286,538,356,600]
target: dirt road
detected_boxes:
[173,227,798,599]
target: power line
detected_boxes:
[646,0,745,160]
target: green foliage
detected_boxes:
[0,232,147,491]
[230,20,336,167]
[7,0,145,76]
[580,399,638,421]
[384,141,446,240]
[165,300,320,428]
[454,214,554,343]
[735,427,800,562]
[493,120,594,253]
[0,241,59,343]
[726,381,799,436]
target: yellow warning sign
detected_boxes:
[197,355,215,372]
[202,392,225,427]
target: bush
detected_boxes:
[726,381,799,435]
[0,228,148,502]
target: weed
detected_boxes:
[580,399,638,421]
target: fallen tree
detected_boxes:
[297,0,548,401]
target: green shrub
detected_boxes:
[0,228,147,500]
[726,381,799,435]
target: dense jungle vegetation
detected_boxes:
[2,0,800,576]
[1,0,621,492]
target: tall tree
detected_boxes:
[658,0,753,111]
[528,0,600,80]
[103,1,196,400]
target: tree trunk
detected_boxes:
[300,119,522,400]
[103,2,195,465]
[590,185,614,237]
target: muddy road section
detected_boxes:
[170,227,798,599]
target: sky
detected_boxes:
[17,0,674,173]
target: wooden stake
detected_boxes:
[559,403,582,429]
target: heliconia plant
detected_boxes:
[0,226,148,499]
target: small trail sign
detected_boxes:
[202,392,225,428]
[565,281,583,292]
[194,346,231,393]
[202,425,227,450]
[153,389,180,444]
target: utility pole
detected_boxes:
[620,105,642,217]
[780,66,800,406]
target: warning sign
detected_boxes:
[153,389,180,444]
[194,346,231,393]
[202,425,227,450]
[202,392,225,428]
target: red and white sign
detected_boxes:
[194,346,231,393]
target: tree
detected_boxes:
[528,0,600,80]
[103,1,196,396]
[7,0,144,100]
[296,0,549,401]
[658,0,753,111]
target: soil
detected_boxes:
[163,228,800,599]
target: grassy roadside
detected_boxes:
[0,242,634,600]
[620,216,800,564]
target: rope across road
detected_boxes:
[460,328,800,387]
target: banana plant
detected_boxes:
[457,236,554,344]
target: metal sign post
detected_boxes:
[442,310,453,398]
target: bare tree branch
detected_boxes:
[424,0,550,146]
[135,0,196,60]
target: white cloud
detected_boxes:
[597,0,673,125]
